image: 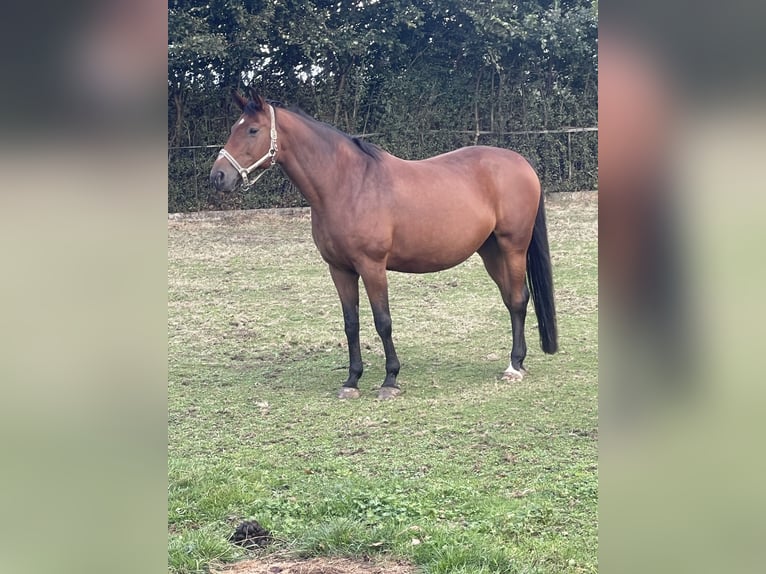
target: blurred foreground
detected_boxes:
[600,5,766,573]
[0,2,167,573]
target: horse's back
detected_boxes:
[413,145,539,195]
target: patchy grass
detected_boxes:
[168,192,597,573]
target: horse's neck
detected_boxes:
[278,114,367,210]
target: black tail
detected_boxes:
[527,191,558,354]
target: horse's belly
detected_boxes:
[386,253,473,274]
[386,224,491,273]
[386,195,495,272]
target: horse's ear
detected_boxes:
[232,89,248,111]
[248,86,266,111]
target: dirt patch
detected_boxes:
[211,556,419,574]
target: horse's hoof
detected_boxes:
[337,387,361,399]
[502,367,526,381]
[377,386,402,400]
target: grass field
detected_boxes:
[168,192,597,573]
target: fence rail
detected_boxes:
[169,126,598,212]
[168,126,598,150]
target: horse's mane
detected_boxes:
[245,99,383,161]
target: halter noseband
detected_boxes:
[217,104,278,189]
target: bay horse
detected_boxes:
[210,89,558,399]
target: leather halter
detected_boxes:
[216,104,278,189]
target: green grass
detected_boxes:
[168,193,598,573]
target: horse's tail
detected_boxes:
[527,190,558,354]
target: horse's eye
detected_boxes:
[248,127,259,135]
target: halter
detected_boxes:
[216,104,278,189]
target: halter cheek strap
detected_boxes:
[217,104,278,189]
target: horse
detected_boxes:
[210,89,558,399]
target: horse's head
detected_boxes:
[210,88,278,192]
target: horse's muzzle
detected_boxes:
[210,167,242,192]
[210,169,226,190]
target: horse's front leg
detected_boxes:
[359,264,401,399]
[329,265,364,399]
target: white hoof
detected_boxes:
[337,387,361,399]
[502,366,525,381]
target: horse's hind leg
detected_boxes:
[329,265,364,399]
[478,234,530,380]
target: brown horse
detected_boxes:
[210,89,558,399]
